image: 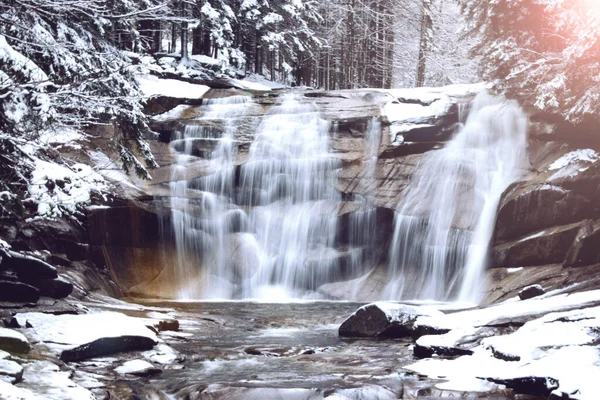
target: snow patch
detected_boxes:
[28,159,107,217]
[114,359,157,375]
[15,312,157,355]
[136,74,210,99]
[548,149,599,171]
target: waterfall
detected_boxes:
[167,95,251,298]
[384,92,528,302]
[238,95,341,299]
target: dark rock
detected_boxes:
[0,280,40,303]
[519,284,545,300]
[339,303,441,338]
[379,142,440,159]
[493,222,582,268]
[490,346,521,362]
[413,343,473,359]
[485,376,559,397]
[0,328,30,353]
[244,347,263,356]
[564,219,600,267]
[495,182,590,243]
[18,276,73,299]
[60,335,157,362]
[157,319,179,332]
[2,317,21,328]
[1,251,57,280]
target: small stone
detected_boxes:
[519,284,545,300]
[157,319,179,332]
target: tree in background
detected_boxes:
[458,0,600,124]
[0,0,165,178]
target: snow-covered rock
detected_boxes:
[136,74,210,99]
[15,312,157,362]
[405,290,600,399]
[0,328,30,354]
[114,359,161,376]
[339,303,443,338]
[0,351,23,384]
[17,361,95,400]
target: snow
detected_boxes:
[381,83,485,126]
[506,267,523,273]
[369,302,444,324]
[27,159,107,217]
[142,343,179,365]
[15,312,157,355]
[0,380,41,400]
[114,359,157,375]
[519,230,546,242]
[152,104,194,121]
[88,151,137,189]
[0,359,23,384]
[0,239,10,249]
[136,74,210,99]
[406,290,600,398]
[190,54,221,66]
[36,128,86,149]
[229,78,273,91]
[548,149,599,171]
[0,328,28,345]
[17,361,94,400]
[242,74,287,89]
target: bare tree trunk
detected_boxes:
[180,1,189,61]
[416,0,433,87]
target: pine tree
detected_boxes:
[458,0,600,124]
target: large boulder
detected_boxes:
[16,311,157,362]
[18,276,73,299]
[0,280,40,303]
[0,251,57,280]
[339,303,443,338]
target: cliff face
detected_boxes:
[4,82,598,303]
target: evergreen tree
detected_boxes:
[458,0,600,124]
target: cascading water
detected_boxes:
[167,95,251,298]
[347,118,381,278]
[384,92,528,302]
[166,94,343,299]
[237,95,341,299]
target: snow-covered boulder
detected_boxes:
[0,328,30,354]
[339,303,443,338]
[405,290,600,398]
[16,312,157,362]
[115,359,161,376]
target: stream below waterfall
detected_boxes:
[102,300,517,399]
